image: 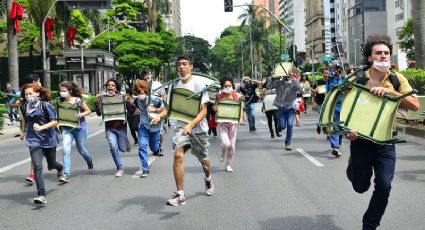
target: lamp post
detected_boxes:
[354,38,360,67]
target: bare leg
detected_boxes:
[173,147,185,191]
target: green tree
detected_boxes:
[175,35,210,72]
[397,18,415,61]
[69,9,92,44]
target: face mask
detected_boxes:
[223,87,233,94]
[26,95,38,104]
[372,60,391,73]
[178,73,190,80]
[60,92,70,98]
[106,91,115,96]
[138,94,147,101]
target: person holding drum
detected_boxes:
[132,80,164,178]
[239,76,261,132]
[263,76,281,138]
[213,75,244,172]
[151,55,214,206]
[270,70,302,150]
[311,69,329,134]
[58,81,94,183]
[19,83,65,205]
[95,79,130,177]
[345,33,420,230]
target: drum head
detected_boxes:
[57,102,80,128]
[217,99,241,124]
[101,96,126,122]
[168,88,201,123]
[264,94,277,111]
[319,86,340,134]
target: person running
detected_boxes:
[311,69,329,134]
[261,76,281,138]
[19,83,65,205]
[125,88,140,146]
[345,33,419,230]
[213,75,244,172]
[269,70,302,150]
[132,80,164,178]
[95,79,130,177]
[58,81,94,183]
[5,82,19,125]
[151,55,214,206]
[300,74,311,114]
[239,76,261,132]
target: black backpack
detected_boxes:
[354,69,400,92]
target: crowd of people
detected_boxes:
[1,33,421,230]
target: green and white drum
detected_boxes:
[168,88,202,124]
[317,85,326,94]
[191,73,218,103]
[216,99,242,124]
[57,102,80,129]
[318,86,344,134]
[101,96,127,122]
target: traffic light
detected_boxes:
[224,0,233,12]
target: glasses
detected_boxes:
[176,62,190,67]
[374,51,390,55]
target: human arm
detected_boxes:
[77,100,92,118]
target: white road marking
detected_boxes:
[0,129,105,174]
[260,120,267,125]
[296,148,324,167]
[132,155,158,178]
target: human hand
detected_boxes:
[370,87,393,97]
[150,116,161,125]
[20,131,25,140]
[33,123,44,132]
[76,113,84,119]
[147,106,157,113]
[183,124,192,135]
[345,129,358,141]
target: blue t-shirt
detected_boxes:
[135,95,164,132]
[24,101,58,148]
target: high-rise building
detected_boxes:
[279,0,306,53]
[305,0,325,63]
[339,0,357,66]
[253,0,280,22]
[160,0,182,37]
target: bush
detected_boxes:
[85,95,97,111]
[0,105,7,130]
[399,69,425,95]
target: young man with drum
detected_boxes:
[151,55,214,206]
[345,33,419,230]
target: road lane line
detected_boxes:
[132,155,158,178]
[296,148,324,167]
[0,129,105,174]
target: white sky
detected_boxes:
[180,0,252,46]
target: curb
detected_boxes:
[396,123,425,139]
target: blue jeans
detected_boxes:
[138,125,160,172]
[278,108,295,145]
[245,103,256,128]
[7,105,18,122]
[105,129,128,170]
[62,127,93,176]
[347,139,396,230]
[329,111,343,149]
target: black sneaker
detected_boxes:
[276,132,282,137]
[271,133,275,138]
[140,171,149,178]
[87,160,93,171]
[252,126,256,132]
[316,125,321,134]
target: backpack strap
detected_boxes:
[354,69,368,86]
[355,69,400,92]
[389,70,401,92]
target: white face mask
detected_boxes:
[223,87,233,94]
[178,73,190,81]
[138,94,147,101]
[106,91,115,96]
[26,95,38,104]
[60,91,70,98]
[372,60,391,73]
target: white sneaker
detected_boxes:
[34,196,47,205]
[226,165,233,172]
[219,149,225,162]
[115,170,124,177]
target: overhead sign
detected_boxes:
[66,57,85,64]
[67,0,111,10]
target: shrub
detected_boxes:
[399,69,425,95]
[0,105,7,130]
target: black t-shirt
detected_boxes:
[240,82,259,104]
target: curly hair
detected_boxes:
[59,81,82,101]
[220,75,235,89]
[362,33,393,68]
[132,79,150,95]
[104,79,121,93]
[21,83,51,102]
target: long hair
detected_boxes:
[59,81,82,101]
[362,33,393,68]
[132,79,150,95]
[104,79,121,93]
[21,83,51,103]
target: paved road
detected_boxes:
[0,107,424,230]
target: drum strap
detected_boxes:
[356,70,400,92]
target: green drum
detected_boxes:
[318,86,344,134]
[216,99,242,124]
[317,85,326,94]
[339,84,412,144]
[191,73,218,103]
[57,102,80,129]
[168,88,202,124]
[101,96,127,122]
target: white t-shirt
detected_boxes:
[151,80,165,97]
[168,77,209,134]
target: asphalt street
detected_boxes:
[0,106,424,230]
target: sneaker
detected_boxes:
[205,177,214,196]
[33,196,47,205]
[26,174,35,185]
[134,169,143,176]
[316,125,321,134]
[59,175,70,183]
[271,132,275,138]
[140,171,149,178]
[166,192,186,206]
[252,126,256,132]
[115,170,124,177]
[57,168,66,182]
[87,160,94,172]
[219,149,225,162]
[285,144,292,151]
[295,122,301,127]
[276,132,282,137]
[226,165,233,172]
[331,148,341,158]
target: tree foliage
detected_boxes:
[175,35,211,72]
[397,18,415,61]
[70,9,92,44]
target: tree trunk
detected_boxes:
[148,0,157,33]
[412,0,425,68]
[7,0,19,89]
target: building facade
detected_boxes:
[305,0,325,63]
[161,0,182,37]
[279,0,306,53]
